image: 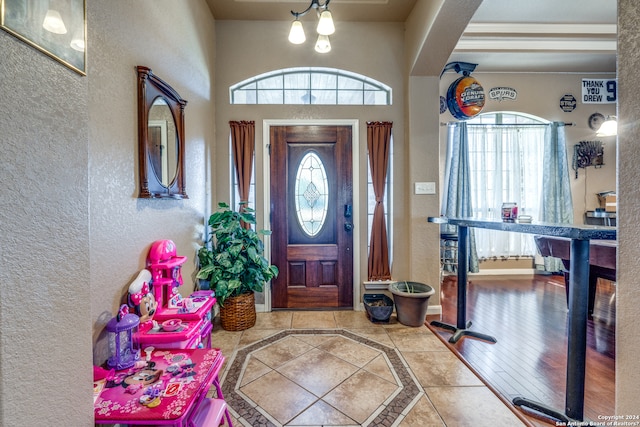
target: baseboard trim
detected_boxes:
[257,302,443,316]
[427,305,442,316]
[469,268,536,276]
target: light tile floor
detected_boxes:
[210,311,529,427]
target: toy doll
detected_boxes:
[128,269,157,324]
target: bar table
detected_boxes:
[427,216,616,422]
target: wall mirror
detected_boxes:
[137,65,188,199]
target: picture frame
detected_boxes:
[1,0,86,75]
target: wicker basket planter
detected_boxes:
[219,291,257,331]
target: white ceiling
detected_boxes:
[206,0,617,74]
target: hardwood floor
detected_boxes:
[427,274,615,425]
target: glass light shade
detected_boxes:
[315,34,331,53]
[316,10,335,35]
[70,29,85,52]
[288,20,306,44]
[596,117,617,136]
[42,10,67,34]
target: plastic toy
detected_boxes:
[128,269,157,324]
[106,305,140,370]
[132,240,216,350]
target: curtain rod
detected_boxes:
[440,122,574,127]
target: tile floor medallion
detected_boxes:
[220,329,422,427]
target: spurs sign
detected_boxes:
[489,87,517,102]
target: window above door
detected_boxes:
[230,67,392,105]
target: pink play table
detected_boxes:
[94,348,229,426]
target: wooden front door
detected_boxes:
[270,125,353,309]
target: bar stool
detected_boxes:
[440,231,458,273]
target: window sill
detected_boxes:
[363,280,396,290]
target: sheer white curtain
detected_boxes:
[467,125,545,259]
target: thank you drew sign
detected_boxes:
[582,79,617,104]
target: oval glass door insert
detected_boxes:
[295,152,328,236]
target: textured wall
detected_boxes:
[88,0,214,363]
[0,28,91,427]
[408,76,443,305]
[616,0,640,414]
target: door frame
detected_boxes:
[261,119,361,312]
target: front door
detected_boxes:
[270,125,353,309]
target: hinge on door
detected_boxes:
[267,144,271,155]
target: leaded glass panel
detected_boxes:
[295,152,329,237]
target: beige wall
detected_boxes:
[214,21,409,303]
[2,0,639,422]
[439,73,617,224]
[1,1,214,425]
[89,0,215,361]
[0,23,91,426]
[406,76,444,306]
[616,0,640,414]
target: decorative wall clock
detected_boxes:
[588,112,605,131]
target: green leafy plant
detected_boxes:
[196,202,279,306]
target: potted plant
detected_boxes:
[388,281,435,327]
[196,202,279,331]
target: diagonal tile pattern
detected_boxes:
[213,311,530,427]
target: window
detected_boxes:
[367,136,393,267]
[294,152,329,237]
[230,138,255,216]
[466,112,547,258]
[230,67,392,105]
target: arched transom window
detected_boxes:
[230,67,392,105]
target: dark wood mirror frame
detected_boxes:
[137,65,188,199]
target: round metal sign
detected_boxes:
[446,75,486,120]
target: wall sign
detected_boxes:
[581,79,617,104]
[446,75,485,120]
[489,87,517,102]
[559,94,577,112]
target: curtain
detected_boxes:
[442,122,479,273]
[230,120,255,227]
[538,122,573,272]
[467,125,544,258]
[367,121,392,281]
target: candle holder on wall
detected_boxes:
[572,140,604,178]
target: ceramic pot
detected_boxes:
[388,281,435,327]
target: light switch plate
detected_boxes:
[415,182,436,195]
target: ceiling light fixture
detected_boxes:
[596,116,617,137]
[289,0,334,53]
[315,34,331,53]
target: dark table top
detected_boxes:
[428,217,616,241]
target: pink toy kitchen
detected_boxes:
[132,239,216,350]
[94,240,230,426]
